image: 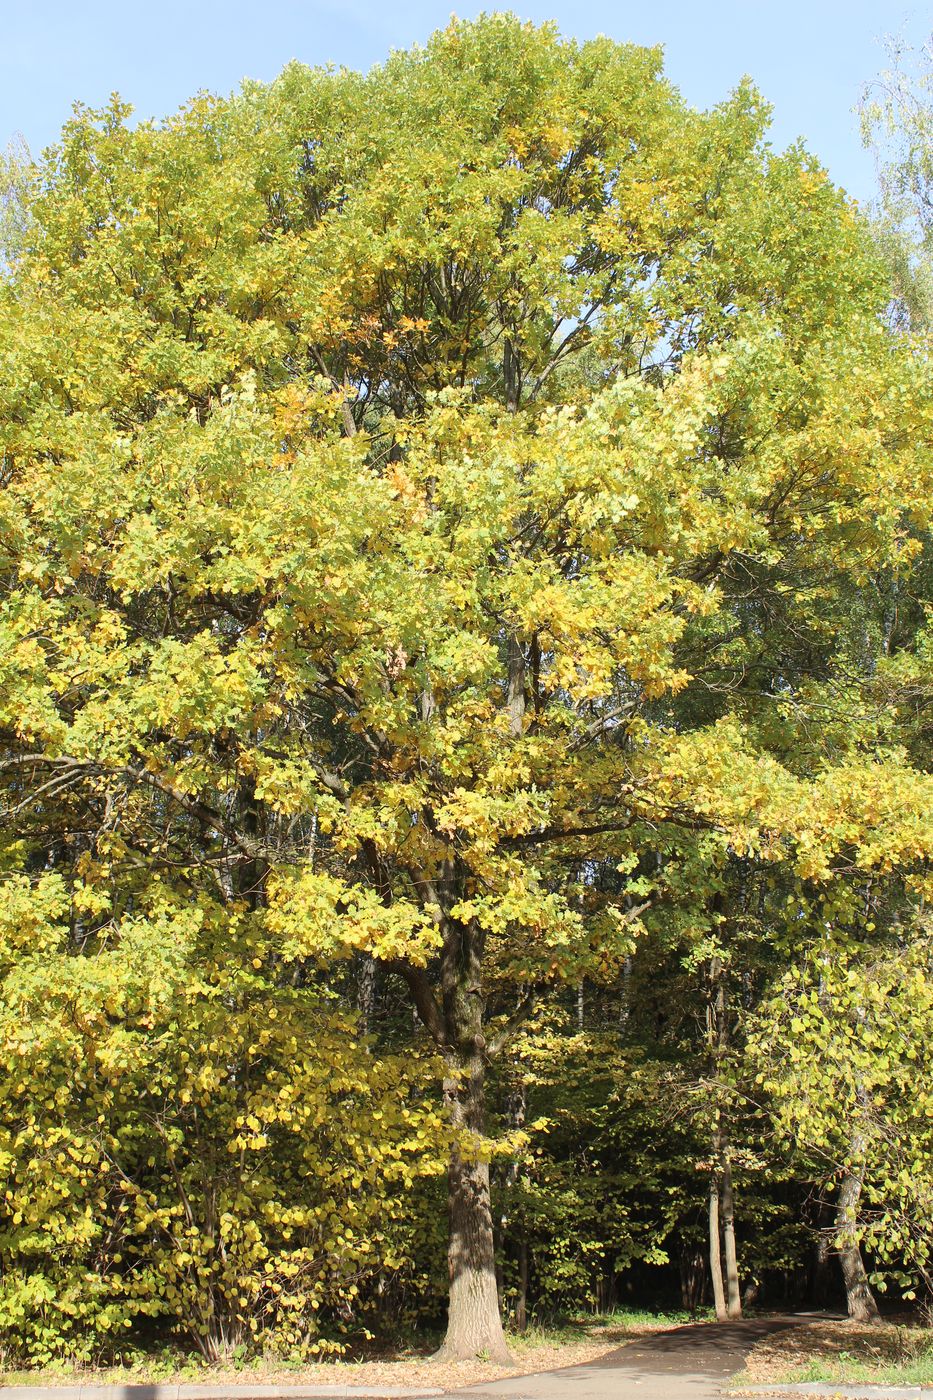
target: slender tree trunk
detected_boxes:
[709,1177,728,1322]
[830,986,880,1326]
[836,1165,880,1323]
[500,1079,528,1332]
[507,635,525,738]
[705,946,742,1320]
[619,954,632,1035]
[811,1230,831,1308]
[721,1152,742,1318]
[514,1240,529,1332]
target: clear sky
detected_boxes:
[1,1,928,204]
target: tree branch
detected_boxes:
[383,959,448,1047]
[487,988,537,1058]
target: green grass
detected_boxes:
[777,1351,933,1388]
[731,1323,933,1392]
[504,1305,710,1351]
[519,1305,708,1332]
[590,1305,710,1327]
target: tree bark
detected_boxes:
[357,952,376,1036]
[434,1053,512,1362]
[721,1151,742,1319]
[619,954,632,1035]
[811,1234,831,1308]
[706,949,741,1321]
[433,919,513,1363]
[679,1246,707,1313]
[500,1078,528,1332]
[514,1239,529,1332]
[836,1165,880,1323]
[709,1177,728,1322]
[507,635,525,738]
[437,1139,511,1360]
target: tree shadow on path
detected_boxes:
[591,1317,805,1376]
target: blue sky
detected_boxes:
[2,1,928,204]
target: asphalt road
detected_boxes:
[454,1318,804,1400]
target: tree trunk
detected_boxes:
[433,921,512,1363]
[836,1166,880,1323]
[619,954,632,1035]
[357,952,376,1035]
[435,1140,511,1361]
[500,1078,528,1333]
[811,1229,831,1308]
[514,1239,529,1332]
[706,948,741,1321]
[679,1246,706,1313]
[709,1177,727,1322]
[507,635,525,737]
[721,1153,742,1319]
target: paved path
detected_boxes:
[454,1319,806,1400]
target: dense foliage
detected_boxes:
[1,14,932,1365]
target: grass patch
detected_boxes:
[506,1305,707,1349]
[733,1319,933,1390]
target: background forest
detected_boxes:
[2,13,933,1369]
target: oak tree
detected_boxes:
[3,16,933,1357]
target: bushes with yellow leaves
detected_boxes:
[0,874,448,1364]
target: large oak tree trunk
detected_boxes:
[434,1052,512,1362]
[436,1142,511,1361]
[433,919,512,1363]
[431,637,528,1363]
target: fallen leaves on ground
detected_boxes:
[737,1317,929,1384]
[0,1319,681,1391]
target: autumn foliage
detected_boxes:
[1,14,932,1364]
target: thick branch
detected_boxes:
[487,988,537,1058]
[384,960,447,1047]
